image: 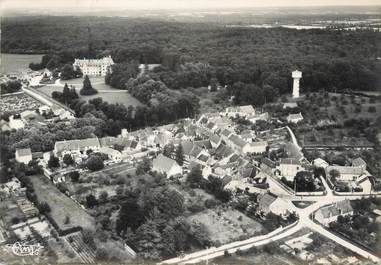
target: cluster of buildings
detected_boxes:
[0,178,48,243]
[1,104,74,132]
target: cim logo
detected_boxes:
[6,242,44,256]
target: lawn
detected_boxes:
[37,76,142,107]
[28,174,95,232]
[187,207,264,245]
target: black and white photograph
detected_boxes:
[0,0,381,264]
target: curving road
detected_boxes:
[160,171,381,264]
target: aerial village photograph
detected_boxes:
[0,0,381,264]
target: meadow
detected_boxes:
[1,53,43,74]
[38,76,143,107]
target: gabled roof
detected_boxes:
[258,193,277,209]
[287,113,303,120]
[221,129,233,137]
[195,140,212,150]
[181,141,194,156]
[326,166,363,176]
[206,122,215,130]
[239,105,255,113]
[352,157,366,167]
[99,147,121,157]
[262,158,277,168]
[279,158,301,165]
[198,154,209,162]
[229,135,247,148]
[319,200,353,218]
[214,144,234,158]
[283,102,298,109]
[209,133,221,144]
[190,145,203,158]
[153,154,180,173]
[251,141,268,147]
[100,136,130,147]
[16,148,32,157]
[241,166,256,178]
[54,138,100,153]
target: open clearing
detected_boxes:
[38,76,142,107]
[28,174,95,231]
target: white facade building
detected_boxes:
[15,148,32,164]
[73,56,114,76]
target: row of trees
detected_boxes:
[4,16,377,95]
[115,177,210,259]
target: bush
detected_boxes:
[86,156,104,171]
[368,106,376,113]
[80,75,98,95]
[204,198,218,208]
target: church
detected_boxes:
[73,56,114,76]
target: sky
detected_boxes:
[2,0,381,11]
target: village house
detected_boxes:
[152,154,182,178]
[352,157,367,171]
[257,193,290,216]
[54,137,101,157]
[99,147,122,161]
[314,200,353,226]
[260,158,277,175]
[283,102,298,109]
[248,112,269,124]
[356,175,373,193]
[9,115,25,130]
[278,158,303,181]
[15,148,32,164]
[287,113,304,124]
[224,105,255,118]
[38,105,51,115]
[326,165,364,182]
[313,158,329,169]
[0,119,11,132]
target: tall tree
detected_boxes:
[80,75,98,95]
[175,144,184,166]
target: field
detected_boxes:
[187,208,264,245]
[28,174,95,231]
[1,53,43,74]
[38,76,142,107]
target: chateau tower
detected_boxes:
[292,70,302,98]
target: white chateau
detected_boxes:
[73,56,114,76]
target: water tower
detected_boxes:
[292,70,302,98]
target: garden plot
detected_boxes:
[188,208,263,245]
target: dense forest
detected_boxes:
[2,16,381,96]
